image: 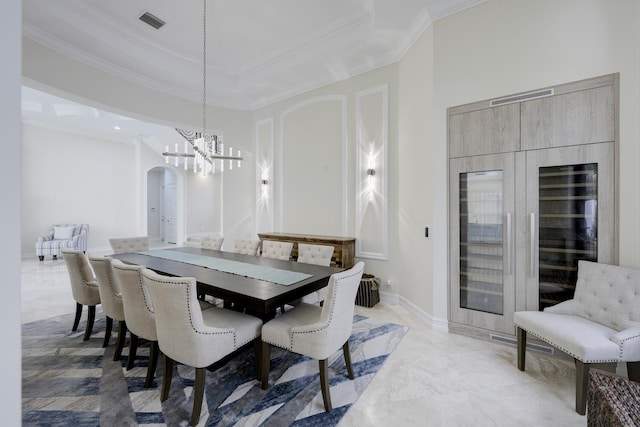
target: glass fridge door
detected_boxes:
[537,163,598,310]
[459,170,505,314]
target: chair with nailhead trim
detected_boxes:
[141,268,262,426]
[260,262,365,412]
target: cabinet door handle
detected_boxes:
[506,213,512,275]
[530,213,536,277]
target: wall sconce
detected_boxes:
[261,179,269,185]
[366,168,376,176]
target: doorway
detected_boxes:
[147,167,179,244]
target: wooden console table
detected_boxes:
[257,232,355,269]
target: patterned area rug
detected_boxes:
[22,311,407,426]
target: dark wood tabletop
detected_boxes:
[111,246,343,319]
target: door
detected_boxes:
[164,182,177,244]
[449,153,516,334]
[523,142,615,311]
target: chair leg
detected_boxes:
[343,340,354,380]
[113,321,127,361]
[83,305,96,341]
[72,302,82,331]
[127,333,139,370]
[627,361,640,382]
[191,367,206,426]
[261,341,270,389]
[144,341,159,388]
[103,316,113,348]
[575,360,589,415]
[253,339,262,380]
[161,355,174,401]
[319,359,332,412]
[517,327,526,371]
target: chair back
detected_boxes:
[302,262,364,357]
[61,249,100,306]
[141,269,235,367]
[233,239,260,255]
[297,243,334,266]
[563,260,640,331]
[88,255,124,322]
[111,258,157,341]
[201,236,224,250]
[261,240,294,260]
[109,236,150,254]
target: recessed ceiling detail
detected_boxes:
[22,0,486,111]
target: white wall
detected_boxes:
[397,26,440,323]
[1,0,22,421]
[21,124,138,256]
[185,171,222,237]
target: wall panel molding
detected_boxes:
[355,84,388,259]
[278,95,348,235]
[255,117,275,234]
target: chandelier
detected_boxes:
[163,0,242,175]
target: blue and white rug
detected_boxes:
[22,311,407,426]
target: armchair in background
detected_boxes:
[35,224,89,261]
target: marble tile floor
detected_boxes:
[21,247,588,426]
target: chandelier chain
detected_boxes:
[202,0,207,142]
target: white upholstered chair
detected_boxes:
[111,259,160,388]
[261,240,294,260]
[514,260,640,415]
[233,239,260,256]
[185,235,224,250]
[108,236,150,254]
[261,261,365,412]
[297,243,335,304]
[61,249,101,341]
[141,268,262,426]
[88,255,127,361]
[36,224,89,261]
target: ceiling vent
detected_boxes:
[139,11,166,29]
[489,88,554,107]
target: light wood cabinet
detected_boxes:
[448,74,618,335]
[449,103,521,157]
[521,84,615,150]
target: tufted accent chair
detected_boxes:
[514,260,640,415]
[61,249,101,341]
[260,261,365,412]
[88,255,128,361]
[111,259,159,387]
[184,235,224,250]
[232,238,261,256]
[261,240,294,261]
[108,236,150,254]
[36,223,89,261]
[297,244,335,305]
[141,268,262,426]
[297,243,334,267]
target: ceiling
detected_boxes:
[22,0,485,145]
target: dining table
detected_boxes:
[111,246,343,320]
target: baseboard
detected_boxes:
[397,294,449,332]
[379,290,399,305]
